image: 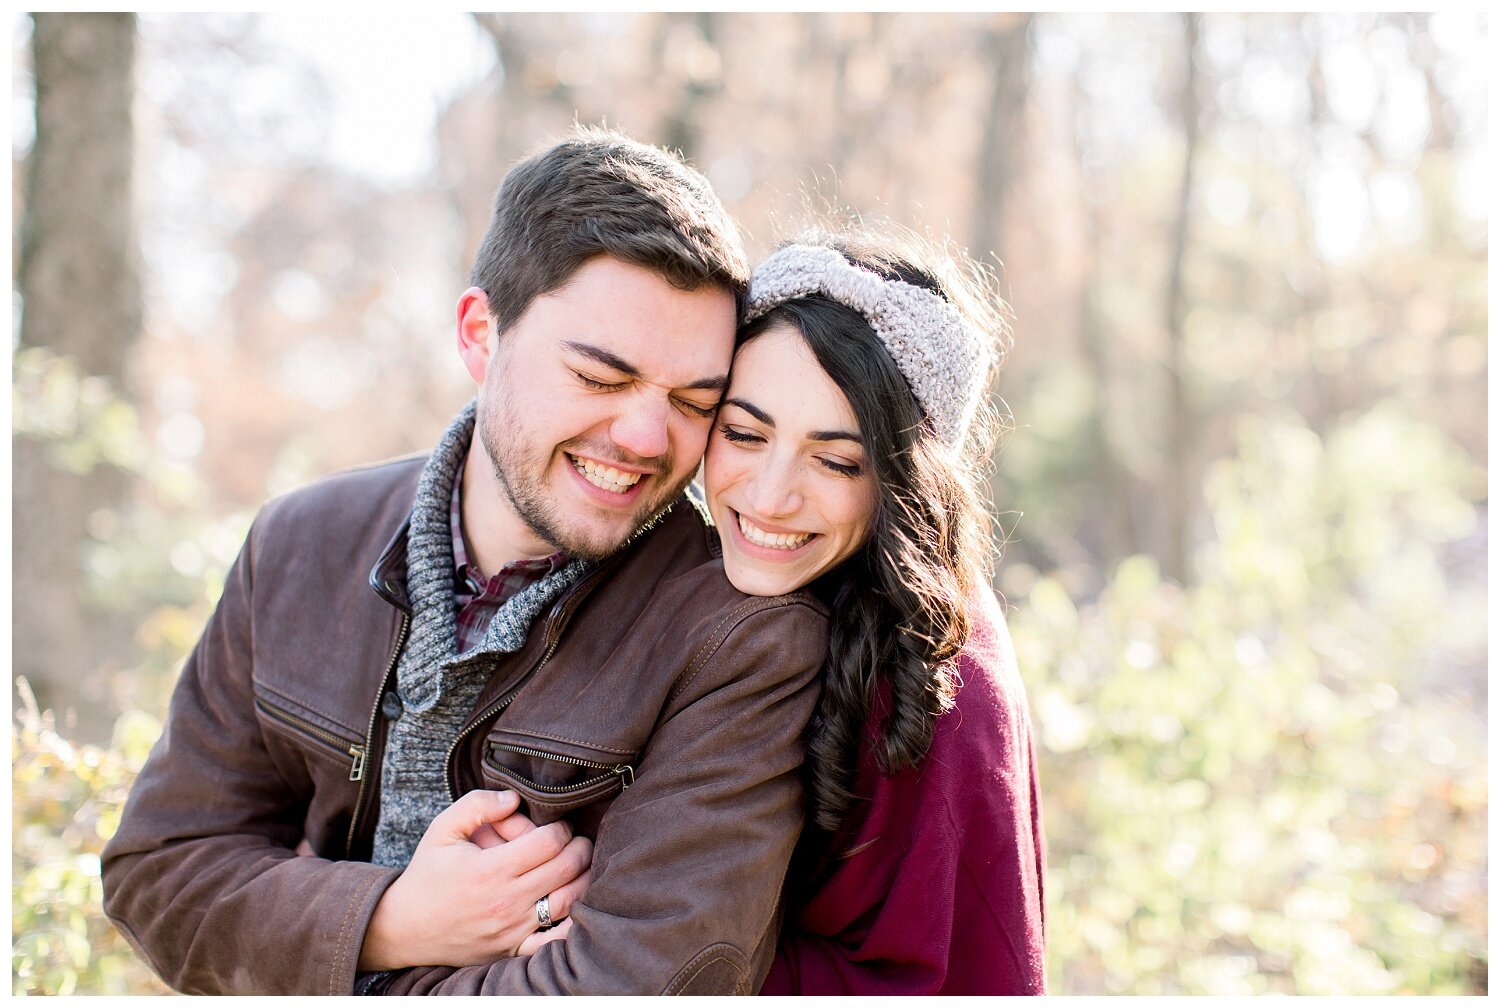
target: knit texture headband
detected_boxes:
[745,244,992,447]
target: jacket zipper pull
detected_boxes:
[349,745,367,782]
[615,764,635,789]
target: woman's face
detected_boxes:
[705,322,878,597]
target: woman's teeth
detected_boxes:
[738,514,812,550]
[572,456,642,494]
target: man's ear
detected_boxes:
[456,287,495,384]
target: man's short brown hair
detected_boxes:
[469,126,748,332]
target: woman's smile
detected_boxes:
[733,509,816,552]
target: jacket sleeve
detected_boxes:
[100,518,401,996]
[376,599,827,995]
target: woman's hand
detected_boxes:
[519,916,573,954]
[468,810,591,956]
[321,790,594,971]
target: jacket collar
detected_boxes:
[369,517,413,613]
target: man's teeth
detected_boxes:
[572,456,642,494]
[738,514,812,550]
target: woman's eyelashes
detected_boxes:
[819,457,862,477]
[717,424,864,477]
[718,423,763,445]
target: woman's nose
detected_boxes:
[747,461,802,517]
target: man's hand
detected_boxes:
[356,790,593,972]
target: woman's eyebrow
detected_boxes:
[725,398,863,446]
[723,397,772,425]
[810,429,864,445]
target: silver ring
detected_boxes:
[535,896,552,929]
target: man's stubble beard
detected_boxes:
[476,381,690,564]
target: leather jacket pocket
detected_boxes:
[254,693,369,782]
[480,730,636,826]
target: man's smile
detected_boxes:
[567,452,645,494]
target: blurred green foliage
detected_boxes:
[12,347,148,477]
[1009,403,1486,994]
[11,685,169,996]
[12,348,249,994]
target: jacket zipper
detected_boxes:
[444,566,608,801]
[487,742,635,791]
[255,697,366,779]
[344,612,411,858]
[445,626,563,801]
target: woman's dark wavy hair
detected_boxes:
[739,227,1010,835]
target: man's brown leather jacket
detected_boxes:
[101,454,828,996]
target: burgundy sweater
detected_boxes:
[761,589,1047,995]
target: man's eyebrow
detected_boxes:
[684,374,730,393]
[563,341,640,378]
[564,340,728,393]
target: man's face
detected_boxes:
[475,255,737,562]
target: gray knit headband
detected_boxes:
[745,244,992,448]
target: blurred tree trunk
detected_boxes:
[473,13,580,132]
[1295,16,1334,436]
[972,13,1032,260]
[1409,13,1455,150]
[15,13,141,739]
[19,14,139,375]
[655,12,724,159]
[827,15,854,170]
[802,13,854,185]
[1162,13,1200,584]
[465,16,596,288]
[1068,71,1137,570]
[466,14,544,265]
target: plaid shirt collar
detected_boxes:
[450,463,568,605]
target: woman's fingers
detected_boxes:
[468,822,503,850]
[516,834,592,900]
[542,867,592,923]
[518,917,573,956]
[492,810,539,843]
[471,811,538,849]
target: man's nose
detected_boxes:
[609,393,671,461]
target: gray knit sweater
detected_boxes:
[371,402,588,868]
